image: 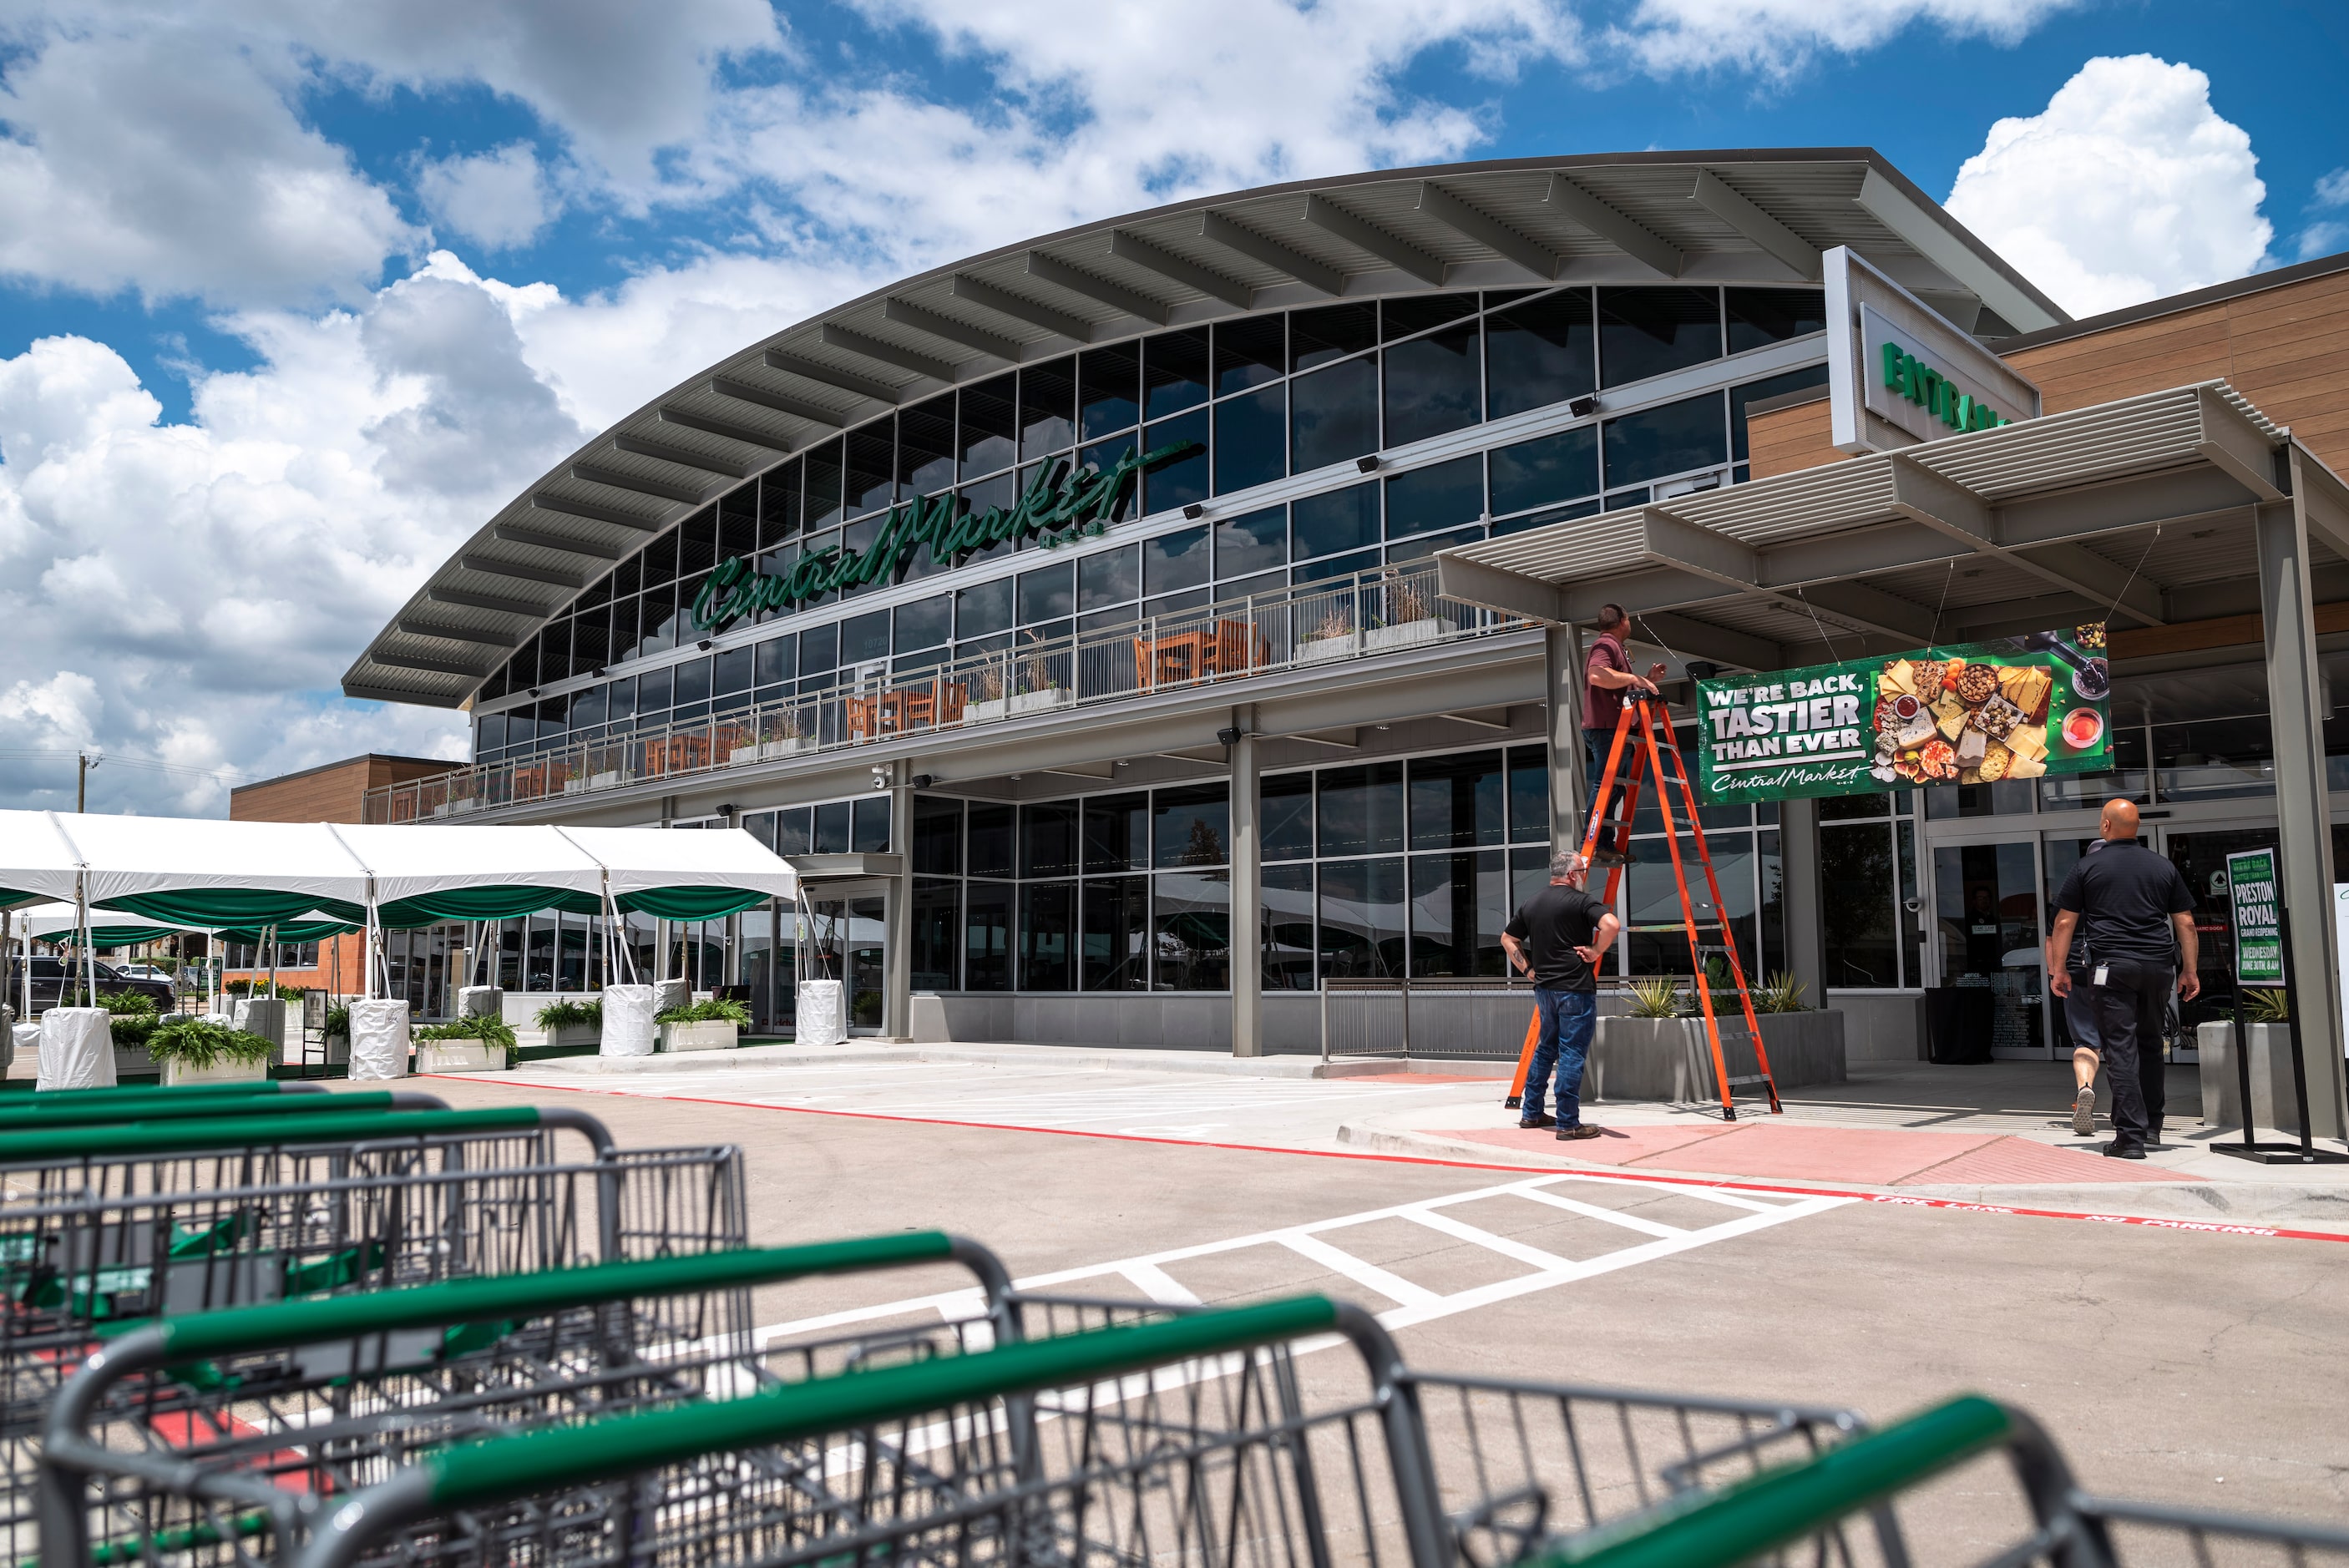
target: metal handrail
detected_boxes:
[366,563,1527,823]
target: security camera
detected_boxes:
[1568,396,1598,417]
[911,774,935,789]
[1182,503,1206,520]
[1217,726,1242,746]
[697,640,714,652]
[1354,455,1380,473]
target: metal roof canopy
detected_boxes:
[347,149,2067,711]
[1433,382,2349,671]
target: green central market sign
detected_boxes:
[691,438,1197,634]
[2225,847,2284,987]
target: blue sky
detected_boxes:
[0,0,2337,812]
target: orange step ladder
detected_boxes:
[1504,695,1782,1120]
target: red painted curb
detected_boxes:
[433,1074,2349,1247]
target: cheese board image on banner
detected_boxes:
[1694,624,2112,805]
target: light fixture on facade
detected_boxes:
[1354,455,1380,473]
[1182,503,1206,520]
[1568,395,1598,417]
[697,639,714,652]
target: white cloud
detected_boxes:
[418,144,555,251]
[1945,55,2272,317]
[1607,0,2075,78]
[0,23,418,306]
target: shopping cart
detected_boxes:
[0,1085,367,1133]
[0,1080,330,1116]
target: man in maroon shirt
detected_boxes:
[1583,604,1666,864]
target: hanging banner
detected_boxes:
[1693,624,2112,803]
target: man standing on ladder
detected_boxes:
[1503,850,1621,1139]
[1582,604,1668,866]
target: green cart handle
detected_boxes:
[289,1293,1450,1568]
[0,1090,443,1134]
[8,1080,324,1105]
[0,1105,611,1166]
[1536,1396,2083,1568]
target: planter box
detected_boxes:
[1364,619,1441,653]
[323,1033,351,1065]
[741,738,816,761]
[111,1044,155,1078]
[1010,688,1074,717]
[965,697,1009,723]
[2196,1019,2340,1138]
[659,1019,740,1053]
[159,1055,271,1086]
[519,1023,600,1052]
[416,1036,509,1074]
[1587,1009,1846,1102]
[1298,633,1360,664]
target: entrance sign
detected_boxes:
[1693,624,2112,803]
[1824,246,2043,456]
[2225,848,2284,986]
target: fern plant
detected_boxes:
[658,997,752,1027]
[417,1014,519,1061]
[109,1012,163,1049]
[147,1018,276,1070]
[97,989,157,1016]
[1626,976,1685,1019]
[534,998,604,1031]
[323,1003,351,1039]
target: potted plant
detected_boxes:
[322,1001,352,1066]
[413,1014,519,1074]
[657,996,751,1053]
[1010,645,1073,716]
[99,989,162,1075]
[1298,607,1359,663]
[532,997,603,1050]
[965,666,1010,723]
[148,1016,276,1086]
[1365,576,1441,651]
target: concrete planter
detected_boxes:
[1364,619,1441,653]
[1588,1009,1846,1102]
[1298,633,1359,664]
[159,1055,271,1086]
[110,1044,155,1079]
[322,1033,351,1065]
[2196,1019,2340,1138]
[742,737,816,761]
[519,1023,600,1052]
[659,1019,739,1053]
[1010,688,1074,717]
[415,1036,509,1074]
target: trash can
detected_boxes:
[1925,986,1994,1065]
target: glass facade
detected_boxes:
[471,285,1825,762]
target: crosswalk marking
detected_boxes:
[1277,1230,1445,1309]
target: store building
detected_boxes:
[333,148,2349,1125]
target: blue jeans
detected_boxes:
[1583,727,1612,828]
[1524,987,1597,1126]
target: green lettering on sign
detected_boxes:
[2225,847,2285,988]
[1881,341,2011,431]
[689,438,1198,634]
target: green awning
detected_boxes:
[99,891,366,927]
[214,919,360,943]
[85,924,184,947]
[618,888,772,921]
[374,886,605,928]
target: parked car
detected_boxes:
[5,956,176,1012]
[109,962,176,985]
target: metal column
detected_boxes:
[1230,704,1262,1058]
[883,759,915,1043]
[2257,471,2348,1137]
[1544,625,1588,855]
[1778,794,1827,1005]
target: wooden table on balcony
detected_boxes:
[1134,620,1258,690]
[848,685,965,739]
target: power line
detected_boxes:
[0,749,254,786]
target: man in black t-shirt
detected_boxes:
[2049,800,2199,1158]
[1503,850,1621,1140]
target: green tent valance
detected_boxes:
[618,887,772,922]
[84,924,183,947]
[99,890,366,927]
[374,886,605,928]
[101,883,773,932]
[213,919,360,944]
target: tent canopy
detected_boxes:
[0,813,797,927]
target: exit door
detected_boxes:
[806,886,886,1034]
[1933,840,2047,1057]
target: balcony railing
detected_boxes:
[365,563,1529,824]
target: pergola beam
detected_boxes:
[529,493,665,532]
[949,275,1095,341]
[1544,176,1683,278]
[1024,251,1171,326]
[1853,168,2063,333]
[1690,170,1820,279]
[1302,195,1446,286]
[494,524,627,559]
[882,298,1022,361]
[570,463,713,506]
[1198,211,1344,296]
[1107,230,1253,310]
[818,324,955,383]
[428,585,551,618]
[370,652,499,680]
[459,554,590,589]
[1417,182,1557,281]
[397,618,524,650]
[709,375,845,429]
[657,406,793,451]
[609,433,752,478]
[762,351,902,405]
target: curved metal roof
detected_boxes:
[346,147,2066,710]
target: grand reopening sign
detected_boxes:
[691,438,1198,634]
[1693,625,2113,803]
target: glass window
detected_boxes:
[898,395,955,497]
[1143,329,1209,420]
[844,425,894,518]
[964,882,1012,991]
[1143,408,1209,514]
[913,796,963,875]
[640,531,680,590]
[1384,294,1478,341]
[758,461,801,545]
[711,646,752,698]
[1725,287,1827,353]
[957,576,1012,638]
[1263,771,1314,861]
[775,806,812,855]
[754,635,796,687]
[1602,392,1728,488]
[1154,871,1230,990]
[1079,544,1139,610]
[677,512,717,578]
[1082,877,1149,990]
[841,609,890,668]
[572,612,610,676]
[1080,344,1141,440]
[1076,438,1143,527]
[1017,563,1074,625]
[1291,482,1379,561]
[1385,454,1483,539]
[1729,367,1830,461]
[1291,301,1378,370]
[1409,751,1505,848]
[1020,358,1076,459]
[804,438,844,531]
[672,655,712,711]
[954,472,1019,567]
[911,878,959,990]
[474,711,505,755]
[1084,793,1149,872]
[968,802,1014,878]
[1507,744,1548,843]
[1021,802,1079,878]
[1598,286,1724,387]
[852,796,890,853]
[1293,547,1379,584]
[636,662,673,715]
[1154,783,1228,867]
[1383,318,1481,448]
[1078,604,1140,635]
[1214,382,1285,493]
[1486,291,1595,419]
[1215,316,1283,396]
[797,620,838,682]
[1319,762,1404,857]
[1319,858,1405,979]
[894,595,950,652]
[1490,426,1599,518]
[1264,862,1316,991]
[2154,716,2276,802]
[1291,356,1379,472]
[1020,883,1076,990]
[718,487,758,560]
[1821,821,1899,987]
[1410,850,1509,977]
[569,684,607,731]
[1216,504,1286,578]
[959,375,1018,478]
[1144,525,1211,598]
[813,800,852,854]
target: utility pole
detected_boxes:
[76,751,99,811]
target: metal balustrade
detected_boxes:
[365,564,1526,824]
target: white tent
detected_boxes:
[557,826,799,905]
[329,823,608,907]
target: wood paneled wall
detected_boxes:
[1747,395,1844,479]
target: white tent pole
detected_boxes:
[365,882,382,1002]
[75,869,93,1004]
